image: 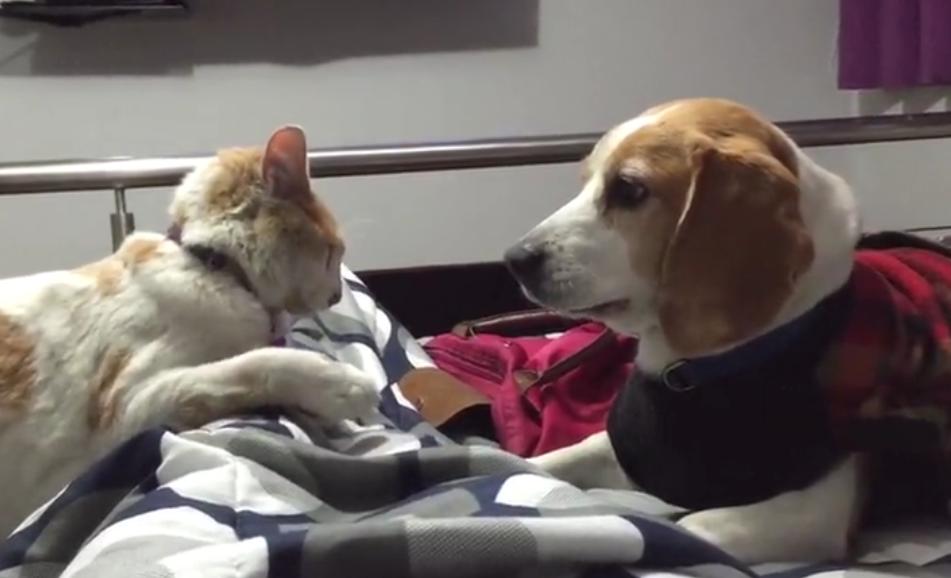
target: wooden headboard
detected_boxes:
[358,261,528,336]
[358,227,951,337]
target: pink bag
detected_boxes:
[421,312,637,457]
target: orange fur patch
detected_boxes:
[207,148,266,214]
[118,237,161,267]
[0,312,36,412]
[75,257,125,295]
[301,195,341,242]
[174,396,219,430]
[87,349,131,431]
[218,146,341,238]
[207,146,345,254]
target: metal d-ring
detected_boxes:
[661,360,696,392]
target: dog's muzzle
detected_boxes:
[504,243,547,287]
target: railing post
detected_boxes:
[110,186,135,251]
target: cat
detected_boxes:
[0,125,379,537]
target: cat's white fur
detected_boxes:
[0,126,378,537]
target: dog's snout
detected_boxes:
[504,244,547,280]
[328,289,342,306]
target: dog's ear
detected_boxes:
[658,143,814,356]
[263,125,311,204]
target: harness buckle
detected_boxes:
[662,360,696,392]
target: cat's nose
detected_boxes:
[325,241,345,272]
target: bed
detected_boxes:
[2,112,951,577]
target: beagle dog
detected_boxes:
[504,98,951,564]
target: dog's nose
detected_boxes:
[328,289,342,306]
[504,244,546,279]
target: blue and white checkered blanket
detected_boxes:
[1,267,949,578]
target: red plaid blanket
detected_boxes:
[823,239,951,454]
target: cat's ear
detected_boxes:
[262,125,311,203]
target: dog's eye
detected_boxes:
[605,176,650,210]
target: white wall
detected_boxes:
[1,0,951,277]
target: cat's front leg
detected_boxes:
[118,347,380,434]
[241,347,381,425]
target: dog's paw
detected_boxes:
[302,362,381,424]
[527,432,636,490]
[527,452,557,471]
[678,508,763,560]
[678,506,848,564]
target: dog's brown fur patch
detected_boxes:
[87,348,131,431]
[659,148,813,354]
[598,98,812,355]
[609,98,798,176]
[0,312,36,412]
[602,135,695,283]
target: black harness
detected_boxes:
[606,285,852,510]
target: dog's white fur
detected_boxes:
[519,100,864,563]
[0,128,378,537]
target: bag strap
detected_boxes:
[512,328,619,392]
[451,309,583,338]
[451,309,630,393]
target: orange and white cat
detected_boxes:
[0,126,379,537]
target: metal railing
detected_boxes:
[3,110,951,250]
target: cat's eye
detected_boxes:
[604,175,650,210]
[206,252,227,270]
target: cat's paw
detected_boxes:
[247,348,381,425]
[300,361,380,424]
